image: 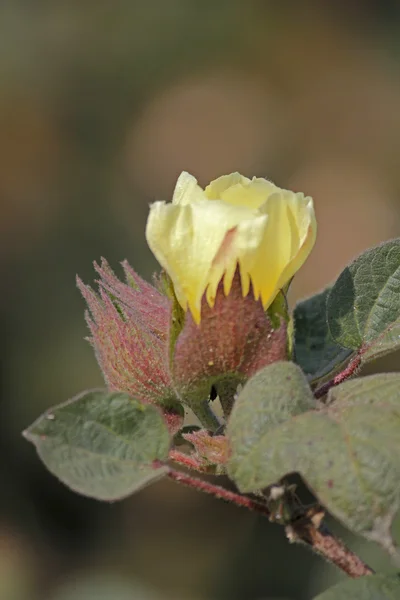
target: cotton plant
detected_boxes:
[25,172,400,599]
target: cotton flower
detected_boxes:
[146,172,316,324]
[78,173,317,420]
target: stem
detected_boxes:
[287,517,374,578]
[314,354,362,399]
[167,467,374,578]
[167,468,270,516]
[218,379,240,419]
[169,449,209,473]
[219,393,234,420]
[191,400,221,432]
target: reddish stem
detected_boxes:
[167,467,374,578]
[311,527,374,577]
[314,354,362,399]
[169,449,209,473]
[167,468,270,517]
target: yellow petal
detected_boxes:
[205,174,279,211]
[222,178,280,211]
[172,171,206,206]
[146,199,257,323]
[232,190,316,310]
[232,192,291,306]
[275,194,317,289]
[146,171,317,323]
[205,212,268,306]
[204,173,250,199]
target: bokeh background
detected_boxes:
[2,1,400,599]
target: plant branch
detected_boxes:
[286,509,374,578]
[191,400,221,432]
[217,379,241,419]
[167,467,270,516]
[169,449,210,473]
[314,354,362,399]
[167,468,374,578]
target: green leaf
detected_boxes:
[228,373,400,549]
[327,239,400,363]
[24,390,170,501]
[313,574,400,600]
[294,288,352,380]
[227,361,316,491]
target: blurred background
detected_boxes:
[2,1,400,599]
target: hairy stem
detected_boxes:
[167,468,270,516]
[167,467,374,578]
[287,516,374,578]
[191,400,221,432]
[169,449,209,473]
[314,354,362,399]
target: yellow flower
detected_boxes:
[146,172,316,324]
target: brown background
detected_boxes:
[2,2,400,599]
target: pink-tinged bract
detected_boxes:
[77,260,178,413]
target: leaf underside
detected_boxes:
[24,390,170,501]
